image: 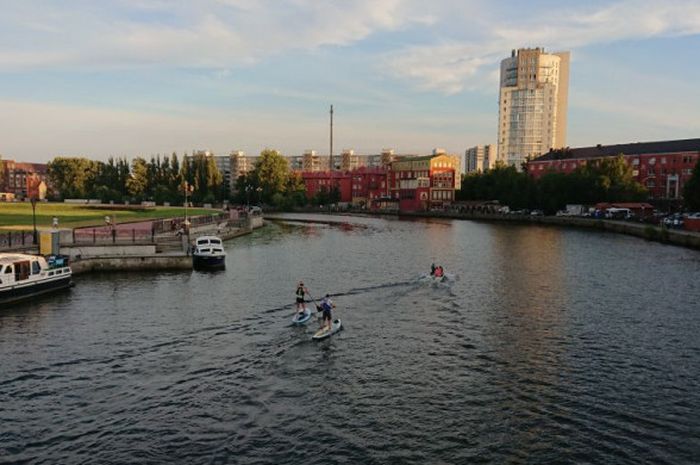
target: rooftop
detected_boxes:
[535,138,700,162]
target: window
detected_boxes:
[32,261,40,275]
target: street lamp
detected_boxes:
[183,181,194,233]
[30,197,38,245]
[245,184,252,208]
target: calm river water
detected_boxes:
[2,214,700,464]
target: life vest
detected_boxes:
[296,286,304,297]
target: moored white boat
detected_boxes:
[0,253,73,307]
[192,236,226,270]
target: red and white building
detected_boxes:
[527,139,700,201]
[387,153,461,211]
[0,159,49,200]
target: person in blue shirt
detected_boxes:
[316,294,335,332]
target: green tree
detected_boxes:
[684,158,700,210]
[578,155,646,202]
[47,157,99,199]
[0,155,5,190]
[127,157,149,199]
[252,149,289,203]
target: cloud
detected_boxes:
[0,0,429,70]
[388,0,700,94]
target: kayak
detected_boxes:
[292,306,312,324]
[312,318,342,340]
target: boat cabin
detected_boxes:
[193,236,225,255]
[0,254,70,287]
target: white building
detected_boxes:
[465,145,497,173]
[497,47,570,169]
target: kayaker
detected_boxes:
[317,294,335,332]
[295,281,309,314]
[434,266,444,278]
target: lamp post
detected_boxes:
[183,181,194,233]
[245,184,251,208]
[255,186,262,206]
[30,197,38,245]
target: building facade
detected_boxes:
[498,48,570,169]
[0,159,49,199]
[465,145,497,173]
[301,171,352,203]
[387,153,460,211]
[526,138,700,200]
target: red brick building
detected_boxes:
[527,139,700,201]
[350,167,387,207]
[301,167,389,207]
[0,159,49,199]
[301,171,352,203]
[387,154,460,211]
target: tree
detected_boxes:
[252,149,289,203]
[47,157,99,199]
[0,155,5,190]
[684,158,700,210]
[127,157,149,199]
[578,155,646,202]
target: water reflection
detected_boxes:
[1,214,699,464]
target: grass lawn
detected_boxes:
[0,202,218,230]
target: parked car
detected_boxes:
[530,209,544,216]
[663,214,684,229]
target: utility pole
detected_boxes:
[329,104,334,172]
[329,104,334,214]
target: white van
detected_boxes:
[605,208,632,220]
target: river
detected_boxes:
[2,213,699,464]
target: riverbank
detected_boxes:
[265,210,700,251]
[66,215,265,274]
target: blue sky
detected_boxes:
[1,0,700,162]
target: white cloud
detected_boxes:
[0,0,429,70]
[388,0,700,94]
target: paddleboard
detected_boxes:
[292,306,312,324]
[312,318,342,340]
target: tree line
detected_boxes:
[457,155,649,213]
[45,149,310,208]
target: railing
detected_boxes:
[0,230,34,250]
[151,213,229,234]
[72,228,155,244]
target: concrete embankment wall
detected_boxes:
[71,255,191,275]
[60,244,157,260]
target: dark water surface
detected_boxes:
[2,214,700,464]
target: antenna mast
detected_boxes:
[329,105,334,172]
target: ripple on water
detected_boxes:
[2,215,700,464]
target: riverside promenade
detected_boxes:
[1,211,265,274]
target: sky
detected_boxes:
[1,0,700,163]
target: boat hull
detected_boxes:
[0,275,73,307]
[192,254,226,271]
